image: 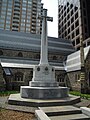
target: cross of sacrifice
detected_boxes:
[38,9,53,65]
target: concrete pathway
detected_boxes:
[50,113,89,120]
[0,96,90,120]
[38,105,90,120]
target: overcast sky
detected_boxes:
[41,0,58,38]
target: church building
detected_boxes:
[0,29,90,92]
[0,29,74,91]
[66,45,90,92]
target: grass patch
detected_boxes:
[0,91,19,96]
[69,91,90,99]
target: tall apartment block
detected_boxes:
[0,0,43,34]
[58,0,90,50]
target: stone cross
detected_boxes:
[39,9,53,65]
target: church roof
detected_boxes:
[0,30,75,55]
[66,46,90,72]
[0,57,64,70]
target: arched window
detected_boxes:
[53,56,57,60]
[29,71,33,81]
[57,74,64,83]
[35,54,40,59]
[18,52,23,57]
[0,50,3,55]
[15,72,23,81]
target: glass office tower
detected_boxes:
[58,0,90,50]
[0,0,43,34]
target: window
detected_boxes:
[0,50,3,55]
[83,10,86,16]
[75,74,80,81]
[64,18,66,23]
[75,20,79,27]
[88,41,90,45]
[84,18,87,24]
[72,41,75,46]
[68,21,70,26]
[65,31,67,36]
[68,35,70,39]
[76,37,80,44]
[70,4,73,9]
[71,17,74,23]
[76,29,79,36]
[77,47,80,50]
[85,27,87,33]
[71,10,73,16]
[74,6,78,11]
[15,72,23,81]
[18,52,23,57]
[71,24,74,31]
[75,12,78,19]
[84,44,86,47]
[3,68,12,76]
[35,54,40,59]
[72,32,74,39]
[83,1,86,8]
[64,12,66,17]
[68,28,70,34]
[29,71,33,81]
[53,56,57,60]
[67,14,70,20]
[65,24,66,29]
[64,5,66,10]
[57,74,64,84]
[67,8,69,13]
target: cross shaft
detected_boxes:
[39,9,53,65]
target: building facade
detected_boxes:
[66,46,90,92]
[58,0,90,50]
[0,0,43,34]
[0,30,74,91]
[0,30,90,92]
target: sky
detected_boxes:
[41,0,58,38]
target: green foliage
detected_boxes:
[0,91,19,96]
[69,91,90,99]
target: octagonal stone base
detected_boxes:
[20,86,69,99]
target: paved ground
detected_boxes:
[0,96,37,120]
[0,96,38,113]
[0,109,36,120]
[74,98,90,108]
[0,96,90,120]
[0,96,90,112]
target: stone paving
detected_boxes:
[0,96,90,120]
[75,99,90,108]
[50,113,90,120]
[0,96,90,113]
[0,96,38,113]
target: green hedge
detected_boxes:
[69,91,90,99]
[0,91,19,96]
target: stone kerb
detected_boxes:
[80,107,90,117]
[35,109,51,120]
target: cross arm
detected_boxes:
[47,17,53,22]
[38,15,53,22]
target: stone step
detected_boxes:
[50,114,90,120]
[39,106,82,116]
[8,94,80,107]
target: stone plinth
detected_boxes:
[20,65,69,99]
[29,65,58,87]
[20,86,69,99]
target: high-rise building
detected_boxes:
[58,0,90,50]
[0,0,43,34]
